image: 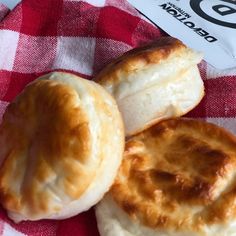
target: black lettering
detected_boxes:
[190,0,236,28]
[184,21,195,28]
[173,13,182,18]
[159,4,169,10]
[167,9,178,16]
[205,36,217,43]
[212,4,236,16]
[194,29,208,37]
[185,14,191,18]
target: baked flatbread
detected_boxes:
[96,118,236,236]
[96,37,204,136]
[0,72,124,222]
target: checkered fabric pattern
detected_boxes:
[0,0,236,235]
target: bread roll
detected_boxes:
[96,118,236,236]
[0,72,124,222]
[96,37,204,136]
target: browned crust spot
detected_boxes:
[0,79,92,215]
[95,37,186,86]
[111,118,236,231]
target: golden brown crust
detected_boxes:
[110,118,236,232]
[0,79,93,215]
[95,37,186,86]
[0,69,126,222]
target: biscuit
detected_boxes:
[96,118,236,236]
[0,72,124,222]
[96,37,204,136]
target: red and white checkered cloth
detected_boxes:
[0,0,236,235]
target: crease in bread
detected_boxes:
[96,118,236,236]
[0,72,124,222]
[96,37,204,136]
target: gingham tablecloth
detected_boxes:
[0,0,236,235]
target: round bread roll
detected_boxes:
[96,118,236,236]
[0,72,124,223]
[96,37,204,136]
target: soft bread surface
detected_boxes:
[0,72,124,222]
[96,37,204,136]
[96,118,236,236]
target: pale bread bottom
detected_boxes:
[95,195,236,236]
[119,65,204,136]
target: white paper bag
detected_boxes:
[128,0,236,70]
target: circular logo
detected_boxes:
[190,0,236,28]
